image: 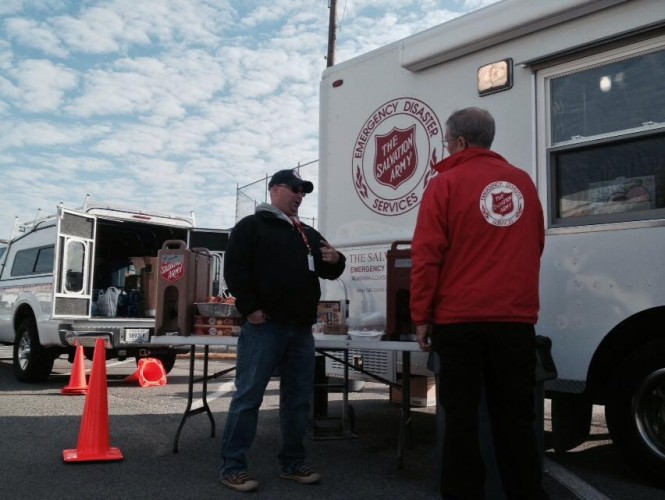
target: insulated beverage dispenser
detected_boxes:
[154,240,212,336]
[385,240,415,341]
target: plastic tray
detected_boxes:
[195,302,242,318]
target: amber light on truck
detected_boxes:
[477,58,512,96]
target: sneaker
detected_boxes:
[280,465,321,484]
[220,471,259,492]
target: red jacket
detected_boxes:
[410,148,544,325]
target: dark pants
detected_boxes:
[432,323,539,500]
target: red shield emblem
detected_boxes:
[160,255,185,283]
[374,125,417,189]
[492,191,514,216]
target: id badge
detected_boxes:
[307,254,315,272]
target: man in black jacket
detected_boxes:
[219,169,346,493]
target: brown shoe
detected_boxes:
[280,465,321,484]
[220,471,259,492]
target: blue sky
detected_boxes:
[0,0,498,232]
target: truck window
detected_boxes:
[548,44,665,225]
[11,245,55,276]
[34,246,55,273]
[64,241,85,292]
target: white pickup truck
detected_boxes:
[0,200,228,382]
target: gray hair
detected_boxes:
[445,107,495,148]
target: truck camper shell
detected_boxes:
[0,200,228,382]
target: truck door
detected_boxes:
[187,228,230,297]
[52,208,96,318]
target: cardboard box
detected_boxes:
[389,376,436,407]
[321,324,349,334]
[319,311,342,325]
[194,315,243,326]
[315,300,348,334]
[318,300,343,313]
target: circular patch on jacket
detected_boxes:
[479,181,524,226]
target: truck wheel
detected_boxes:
[135,351,177,374]
[13,318,54,382]
[605,340,665,486]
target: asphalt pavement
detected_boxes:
[0,348,577,500]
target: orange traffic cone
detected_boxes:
[125,358,167,387]
[63,338,123,462]
[61,345,88,395]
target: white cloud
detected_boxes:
[4,17,68,58]
[0,120,109,148]
[93,124,168,156]
[52,7,129,54]
[9,58,78,112]
[0,0,499,231]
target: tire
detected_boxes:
[605,340,665,486]
[13,318,54,382]
[135,351,177,374]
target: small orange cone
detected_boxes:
[63,338,123,462]
[125,358,167,387]
[61,345,88,395]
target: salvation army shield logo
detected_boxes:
[160,254,185,283]
[374,125,417,190]
[352,97,443,216]
[492,191,514,216]
[480,181,524,227]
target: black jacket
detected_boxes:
[223,206,346,325]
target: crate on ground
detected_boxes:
[389,375,436,407]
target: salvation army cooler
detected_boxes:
[154,240,212,336]
[385,241,416,341]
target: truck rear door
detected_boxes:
[52,208,96,318]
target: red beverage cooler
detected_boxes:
[385,240,416,341]
[154,240,212,336]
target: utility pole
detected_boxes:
[327,0,337,67]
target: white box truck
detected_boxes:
[318,0,665,483]
[0,198,228,382]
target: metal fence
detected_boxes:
[235,160,319,228]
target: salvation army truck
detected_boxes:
[318,0,665,484]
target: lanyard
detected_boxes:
[291,217,311,254]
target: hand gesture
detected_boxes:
[320,241,340,264]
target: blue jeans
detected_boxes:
[219,320,315,478]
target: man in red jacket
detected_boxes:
[410,107,545,499]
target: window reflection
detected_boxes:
[65,241,85,293]
[551,49,665,144]
[555,135,665,220]
[550,46,665,225]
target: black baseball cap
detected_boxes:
[268,169,314,194]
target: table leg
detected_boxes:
[201,344,216,436]
[341,349,349,429]
[397,351,412,469]
[173,344,196,453]
[172,344,217,453]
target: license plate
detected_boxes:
[124,328,149,343]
